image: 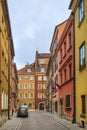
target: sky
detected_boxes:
[7,0,71,70]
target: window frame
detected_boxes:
[81,95,86,114]
[79,42,85,70]
[66,94,71,108]
[38,84,42,89]
[78,0,84,23]
[41,67,45,72]
[24,83,28,89]
[69,63,72,78]
[40,59,44,64]
[38,76,42,81]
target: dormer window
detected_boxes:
[27,68,31,72]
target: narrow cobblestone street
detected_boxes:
[0,111,87,130]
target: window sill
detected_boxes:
[66,107,71,110]
[80,114,86,118]
[79,64,86,71]
[2,109,8,112]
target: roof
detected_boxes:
[17,63,35,74]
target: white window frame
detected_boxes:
[78,0,84,23]
[19,76,22,81]
[43,76,47,81]
[38,76,42,81]
[30,76,33,80]
[40,59,44,64]
[38,93,42,99]
[38,84,42,89]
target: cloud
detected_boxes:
[8,0,71,69]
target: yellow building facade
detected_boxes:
[69,0,87,127]
[0,0,9,125]
[17,64,35,111]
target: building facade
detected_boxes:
[58,14,75,121]
[46,57,53,113]
[11,63,18,114]
[69,0,87,127]
[50,21,67,114]
[35,51,50,111]
[0,0,16,125]
[17,51,50,111]
[17,63,35,111]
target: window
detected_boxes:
[24,84,28,89]
[64,69,66,82]
[43,93,46,98]
[60,73,62,85]
[43,76,47,81]
[38,84,42,89]
[78,0,84,23]
[66,94,70,108]
[81,95,86,114]
[40,59,44,64]
[43,84,46,89]
[68,32,71,48]
[60,48,62,62]
[64,41,66,56]
[41,67,45,72]
[69,64,72,78]
[38,76,42,81]
[27,68,31,72]
[55,101,58,112]
[30,84,33,89]
[25,93,28,98]
[55,56,58,71]
[20,93,22,99]
[19,84,23,89]
[19,76,22,81]
[38,93,42,99]
[30,93,33,98]
[28,103,32,108]
[79,43,85,69]
[54,41,57,51]
[30,76,33,80]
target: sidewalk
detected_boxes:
[0,113,21,130]
[45,112,87,130]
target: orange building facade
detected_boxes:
[50,20,67,114]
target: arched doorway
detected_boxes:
[39,103,44,110]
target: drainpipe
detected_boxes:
[72,12,76,123]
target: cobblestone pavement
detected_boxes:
[0,111,87,130]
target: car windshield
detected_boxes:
[20,108,26,111]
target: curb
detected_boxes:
[52,118,71,130]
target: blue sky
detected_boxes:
[7,0,71,69]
